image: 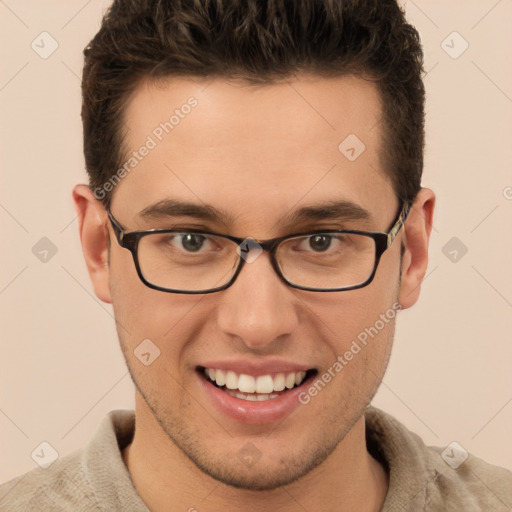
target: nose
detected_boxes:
[216,252,300,350]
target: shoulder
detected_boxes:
[0,409,138,512]
[425,443,512,511]
[365,406,512,511]
[0,450,103,511]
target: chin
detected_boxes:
[185,444,335,491]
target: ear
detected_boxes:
[72,184,112,304]
[398,188,435,309]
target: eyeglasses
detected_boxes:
[107,202,410,294]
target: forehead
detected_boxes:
[115,73,395,233]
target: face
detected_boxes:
[82,74,424,490]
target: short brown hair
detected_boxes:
[82,0,425,207]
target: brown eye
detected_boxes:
[308,235,332,252]
[179,234,206,252]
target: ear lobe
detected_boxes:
[398,188,436,309]
[72,184,112,304]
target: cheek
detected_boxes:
[303,262,400,390]
[109,245,185,334]
[109,253,213,375]
[324,301,397,401]
[311,280,399,346]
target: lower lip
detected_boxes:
[197,371,314,425]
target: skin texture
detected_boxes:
[73,73,435,511]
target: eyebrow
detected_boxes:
[138,198,372,228]
[277,200,372,228]
[139,199,237,225]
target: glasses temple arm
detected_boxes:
[386,202,411,247]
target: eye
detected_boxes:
[176,233,207,252]
[148,231,225,256]
[293,233,349,254]
[307,234,333,252]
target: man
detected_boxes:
[1,0,510,510]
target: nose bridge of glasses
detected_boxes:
[231,236,286,282]
[231,234,285,259]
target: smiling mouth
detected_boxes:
[198,366,318,401]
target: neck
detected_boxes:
[123,397,388,512]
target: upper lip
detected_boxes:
[198,359,314,376]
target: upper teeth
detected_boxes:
[204,368,307,394]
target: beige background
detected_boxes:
[1,0,511,484]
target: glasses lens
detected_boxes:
[137,232,239,291]
[276,232,376,290]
